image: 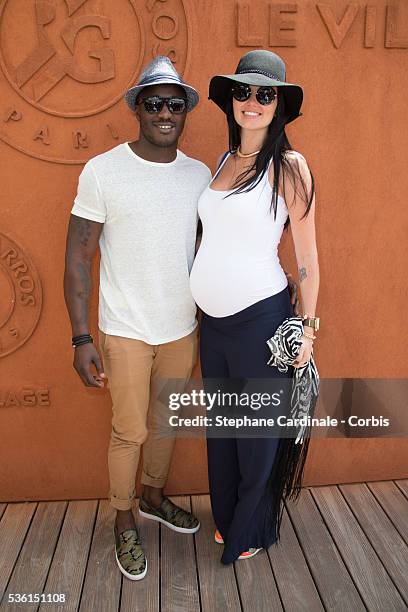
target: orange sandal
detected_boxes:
[215,530,261,559]
[238,548,262,560]
[214,529,224,544]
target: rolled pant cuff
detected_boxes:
[109,490,136,511]
[141,471,167,488]
[110,498,135,511]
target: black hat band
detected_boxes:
[140,74,185,86]
[236,68,284,81]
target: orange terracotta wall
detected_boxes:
[1,0,407,502]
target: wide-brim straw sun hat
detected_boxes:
[209,50,303,124]
[125,56,199,112]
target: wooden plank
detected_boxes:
[120,499,159,612]
[79,500,121,612]
[311,485,406,611]
[191,495,241,612]
[2,501,67,612]
[267,506,324,611]
[340,483,408,605]
[395,479,408,500]
[0,502,37,606]
[395,479,408,499]
[285,488,365,611]
[235,537,282,612]
[0,504,7,521]
[367,481,408,544]
[161,496,199,612]
[39,500,98,612]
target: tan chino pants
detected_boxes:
[98,328,198,511]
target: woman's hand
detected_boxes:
[285,272,300,316]
[293,336,313,368]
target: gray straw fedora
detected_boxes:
[125,56,199,112]
[209,50,303,124]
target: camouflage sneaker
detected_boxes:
[114,524,147,580]
[139,497,200,534]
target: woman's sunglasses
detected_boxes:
[231,84,277,106]
[136,95,188,114]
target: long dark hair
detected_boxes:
[224,90,315,230]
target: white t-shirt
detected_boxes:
[71,142,211,344]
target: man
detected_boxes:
[64,56,211,581]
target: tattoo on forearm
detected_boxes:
[75,217,92,247]
[299,267,307,282]
[76,261,90,324]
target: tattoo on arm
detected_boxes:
[299,267,307,282]
[75,217,92,247]
[76,261,91,325]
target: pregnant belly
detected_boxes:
[190,250,287,318]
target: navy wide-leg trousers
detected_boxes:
[200,286,294,564]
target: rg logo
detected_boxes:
[12,0,116,114]
[0,0,190,162]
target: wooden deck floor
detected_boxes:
[0,481,408,611]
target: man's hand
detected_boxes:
[73,343,106,388]
[285,272,300,316]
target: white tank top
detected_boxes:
[190,152,289,317]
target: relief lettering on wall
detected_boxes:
[236,1,408,49]
[0,388,50,407]
[0,232,43,358]
[0,0,190,164]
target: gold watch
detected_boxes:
[302,316,320,332]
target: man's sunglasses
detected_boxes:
[136,95,188,114]
[231,84,277,106]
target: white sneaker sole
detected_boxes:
[139,508,200,533]
[238,548,262,560]
[214,533,224,544]
[115,547,147,581]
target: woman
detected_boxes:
[190,50,320,564]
